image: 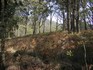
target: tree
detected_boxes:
[50,13,52,32]
[43,19,46,33]
[56,16,58,31]
[52,0,92,32]
[26,0,49,34]
[82,0,87,30]
[76,0,80,32]
[0,0,23,69]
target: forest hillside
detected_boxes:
[4,30,93,70]
[0,0,93,70]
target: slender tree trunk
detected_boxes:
[0,0,2,16]
[25,25,27,35]
[56,16,58,31]
[82,0,87,30]
[76,0,79,32]
[67,0,69,31]
[33,13,37,35]
[33,21,36,35]
[50,13,52,32]
[92,9,93,23]
[39,19,41,34]
[83,14,87,30]
[25,24,27,35]
[62,10,65,31]
[71,0,75,32]
[80,21,82,31]
[25,17,28,35]
[0,0,5,70]
[0,38,5,70]
[43,20,45,33]
[83,44,88,70]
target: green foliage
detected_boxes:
[0,0,20,39]
[90,0,93,2]
[66,50,73,56]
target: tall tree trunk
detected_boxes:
[80,21,82,31]
[84,15,87,30]
[25,24,27,35]
[0,0,2,16]
[71,0,75,32]
[50,13,52,32]
[0,0,5,70]
[76,0,79,32]
[67,0,69,31]
[0,38,5,70]
[39,19,41,34]
[56,16,58,31]
[33,21,36,35]
[62,10,65,31]
[82,0,87,30]
[33,13,37,35]
[83,44,88,70]
[25,17,28,35]
[43,20,45,33]
[92,11,93,23]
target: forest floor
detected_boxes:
[5,30,93,70]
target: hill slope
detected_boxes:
[4,30,93,70]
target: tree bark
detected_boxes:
[50,13,52,32]
[76,0,79,32]
[39,19,41,33]
[67,0,70,33]
[83,14,87,30]
[71,0,75,32]
[33,13,37,35]
[43,20,45,33]
[33,21,36,35]
[56,16,58,31]
[25,17,28,35]
[82,0,87,30]
[83,44,88,70]
[0,0,5,70]
[62,10,65,31]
